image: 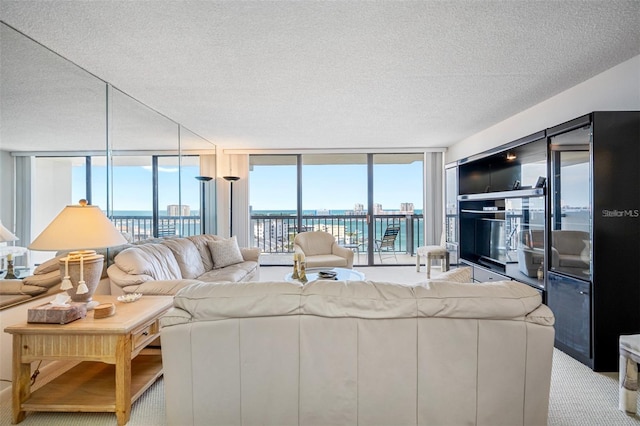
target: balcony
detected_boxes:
[109,213,424,266]
[251,213,423,266]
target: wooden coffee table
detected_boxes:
[4,295,173,425]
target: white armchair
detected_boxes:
[293,231,354,269]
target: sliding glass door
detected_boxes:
[371,154,424,265]
[250,153,425,266]
[302,154,368,264]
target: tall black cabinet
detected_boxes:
[546,112,640,371]
[451,111,639,371]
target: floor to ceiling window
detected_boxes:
[250,153,425,266]
[249,155,298,254]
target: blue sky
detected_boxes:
[250,161,424,211]
[74,164,201,213]
[74,157,587,213]
[75,160,425,212]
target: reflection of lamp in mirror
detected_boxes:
[0,222,25,279]
[28,200,127,309]
[223,175,240,236]
[195,176,213,234]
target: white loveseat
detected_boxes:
[107,235,260,295]
[160,277,555,426]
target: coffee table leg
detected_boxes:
[115,336,132,426]
[416,253,421,272]
[12,334,29,424]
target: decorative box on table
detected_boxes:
[28,302,87,324]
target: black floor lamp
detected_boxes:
[195,176,213,234]
[223,175,240,236]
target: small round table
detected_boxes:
[285,267,365,283]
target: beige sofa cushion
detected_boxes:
[425,266,472,283]
[0,279,48,296]
[197,261,259,283]
[32,255,64,274]
[168,279,549,325]
[114,243,182,280]
[121,279,201,296]
[22,270,61,289]
[208,236,244,268]
[187,234,223,271]
[161,238,205,279]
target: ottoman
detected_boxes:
[416,245,450,278]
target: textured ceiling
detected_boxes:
[1,0,639,152]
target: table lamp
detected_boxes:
[0,221,24,279]
[28,200,127,309]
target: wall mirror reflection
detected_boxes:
[0,22,216,310]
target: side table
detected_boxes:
[4,295,173,425]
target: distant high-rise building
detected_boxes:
[354,203,364,212]
[167,204,190,216]
[400,203,414,214]
[373,203,383,215]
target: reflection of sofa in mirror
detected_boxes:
[517,229,545,277]
[551,230,591,277]
[0,243,133,309]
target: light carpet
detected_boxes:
[1,266,638,425]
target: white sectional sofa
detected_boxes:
[107,235,260,295]
[160,274,555,426]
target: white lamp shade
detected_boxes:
[0,222,18,243]
[29,204,128,251]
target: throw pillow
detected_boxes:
[208,236,244,269]
[428,266,472,283]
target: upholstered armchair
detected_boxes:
[517,229,545,277]
[551,230,590,276]
[293,231,354,269]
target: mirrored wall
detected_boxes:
[0,21,217,308]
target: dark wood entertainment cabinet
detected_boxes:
[447,111,640,372]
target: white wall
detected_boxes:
[0,151,14,229]
[446,55,640,163]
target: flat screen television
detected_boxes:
[475,218,508,267]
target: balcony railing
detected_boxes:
[251,213,424,262]
[109,213,425,265]
[110,215,201,242]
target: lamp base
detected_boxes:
[59,251,104,305]
[5,258,17,279]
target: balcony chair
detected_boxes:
[293,231,354,269]
[374,226,400,263]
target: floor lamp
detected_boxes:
[195,176,213,234]
[223,175,240,236]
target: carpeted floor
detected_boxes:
[1,266,638,425]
